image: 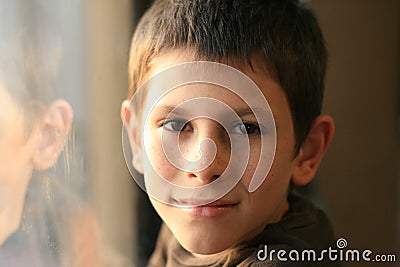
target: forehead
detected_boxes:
[147,83,247,110]
[138,51,291,122]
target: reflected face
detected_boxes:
[0,86,40,244]
[132,52,297,255]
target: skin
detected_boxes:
[0,86,39,245]
[122,50,334,255]
[0,85,72,245]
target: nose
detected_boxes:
[183,119,230,185]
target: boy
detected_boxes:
[122,0,337,266]
[0,5,132,266]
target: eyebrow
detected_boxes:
[234,107,264,117]
[152,104,270,119]
[152,105,186,116]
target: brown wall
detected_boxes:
[310,1,399,266]
[85,0,136,260]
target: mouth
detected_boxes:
[172,198,239,218]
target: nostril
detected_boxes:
[185,173,220,182]
[209,174,221,183]
[187,173,197,179]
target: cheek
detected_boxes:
[239,153,259,189]
[243,143,294,221]
[145,131,178,180]
[0,138,36,242]
[239,138,265,189]
[258,136,296,194]
[0,135,33,186]
[240,131,294,190]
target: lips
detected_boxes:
[173,198,239,218]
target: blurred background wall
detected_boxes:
[83,0,136,261]
[310,1,399,266]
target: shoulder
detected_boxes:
[278,192,336,249]
[241,193,341,266]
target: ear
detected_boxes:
[292,114,335,186]
[32,100,73,171]
[121,100,144,174]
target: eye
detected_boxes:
[231,122,261,135]
[162,119,191,132]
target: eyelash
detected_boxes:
[231,121,261,135]
[162,119,192,132]
[161,119,261,136]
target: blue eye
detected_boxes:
[162,119,191,132]
[231,122,261,135]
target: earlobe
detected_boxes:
[121,99,144,174]
[32,100,73,171]
[292,115,335,186]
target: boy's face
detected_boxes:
[0,86,40,245]
[128,51,298,254]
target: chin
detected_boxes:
[181,240,227,255]
[173,228,235,255]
